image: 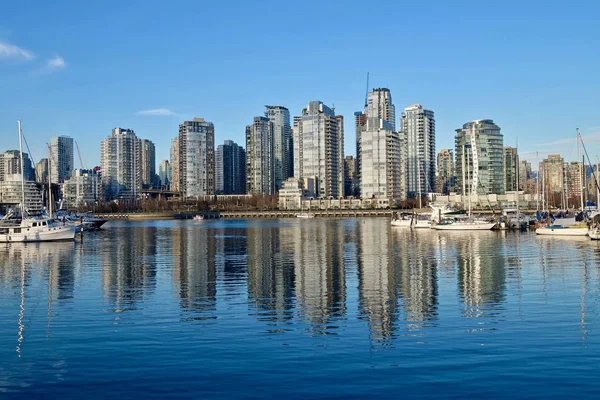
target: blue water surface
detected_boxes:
[1,218,599,399]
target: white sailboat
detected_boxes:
[0,121,77,243]
[536,129,588,237]
[589,214,600,240]
[433,143,496,231]
[412,213,432,229]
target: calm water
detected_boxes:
[1,218,600,399]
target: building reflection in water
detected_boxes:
[289,219,346,334]
[358,219,398,342]
[247,223,294,326]
[171,224,217,320]
[213,226,248,285]
[456,232,506,318]
[391,228,438,330]
[102,226,158,313]
[0,242,75,356]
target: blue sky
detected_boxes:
[1,0,599,169]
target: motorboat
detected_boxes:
[55,211,106,231]
[296,213,315,219]
[77,212,108,229]
[391,212,414,227]
[500,203,530,230]
[193,215,205,221]
[0,216,77,242]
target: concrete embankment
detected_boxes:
[96,210,394,220]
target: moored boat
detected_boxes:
[433,218,496,231]
[535,223,589,236]
[391,212,414,227]
[0,121,77,243]
[296,212,315,219]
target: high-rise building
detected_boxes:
[355,88,395,197]
[566,161,584,204]
[35,158,48,184]
[354,111,367,194]
[293,101,344,199]
[140,139,156,189]
[358,89,401,203]
[436,149,455,195]
[401,104,436,198]
[246,117,275,195]
[335,114,345,197]
[539,154,564,195]
[215,140,246,194]
[265,106,292,189]
[158,160,171,190]
[178,118,215,198]
[100,128,142,201]
[344,156,359,197]
[503,147,519,192]
[367,88,395,130]
[49,136,74,184]
[455,119,504,195]
[170,138,180,193]
[0,150,35,182]
[519,160,532,191]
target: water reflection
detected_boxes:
[392,229,438,329]
[171,224,217,320]
[453,232,506,318]
[2,219,600,351]
[358,219,398,341]
[290,220,346,334]
[102,226,158,313]
[0,242,75,356]
[247,223,294,325]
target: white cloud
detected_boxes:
[0,40,35,61]
[136,108,177,116]
[46,55,66,69]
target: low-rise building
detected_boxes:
[0,174,43,212]
[62,169,100,208]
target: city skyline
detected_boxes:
[0,1,599,169]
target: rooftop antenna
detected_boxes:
[364,72,369,109]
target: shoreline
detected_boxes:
[93,208,545,221]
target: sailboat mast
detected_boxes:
[418,160,422,209]
[48,144,53,217]
[536,152,540,211]
[17,121,26,217]
[516,138,519,214]
[597,159,600,207]
[577,128,584,211]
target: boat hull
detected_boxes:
[535,226,589,236]
[589,229,600,240]
[433,222,496,231]
[391,219,412,227]
[0,225,76,243]
[413,220,432,229]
